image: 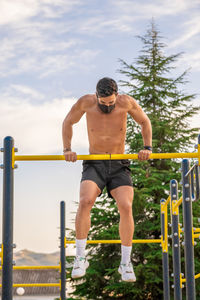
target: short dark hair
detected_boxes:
[96,77,118,97]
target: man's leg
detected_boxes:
[72,180,101,279]
[110,185,134,246]
[76,180,101,239]
[110,185,136,282]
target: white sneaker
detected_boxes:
[71,256,89,279]
[118,262,136,282]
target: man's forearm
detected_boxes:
[62,120,73,150]
[141,119,152,147]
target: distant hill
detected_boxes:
[13,249,60,266]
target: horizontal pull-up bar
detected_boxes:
[65,239,162,244]
[0,265,60,270]
[0,283,60,288]
[14,152,199,162]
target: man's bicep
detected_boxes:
[65,99,85,125]
[128,99,149,125]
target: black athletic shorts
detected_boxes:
[81,159,133,198]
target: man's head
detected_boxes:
[96,77,118,113]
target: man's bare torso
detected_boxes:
[82,94,132,154]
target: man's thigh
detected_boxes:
[80,180,101,201]
[110,186,134,209]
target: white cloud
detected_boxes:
[10,84,45,100]
[178,51,200,71]
[168,15,200,48]
[111,0,199,18]
[0,24,99,77]
[0,0,81,25]
[0,88,89,154]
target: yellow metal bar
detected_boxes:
[195,273,200,280]
[164,202,168,252]
[160,201,168,252]
[180,273,200,286]
[165,196,171,206]
[178,223,182,239]
[14,152,198,162]
[192,227,194,246]
[193,233,200,239]
[0,243,3,266]
[12,147,15,169]
[174,196,183,210]
[13,265,60,270]
[13,283,60,287]
[198,142,200,166]
[65,239,162,244]
[0,265,60,270]
[180,273,184,288]
[193,228,200,233]
[172,200,179,216]
[0,283,60,288]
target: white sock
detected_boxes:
[121,245,132,264]
[76,238,87,257]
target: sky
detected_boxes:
[0,0,200,254]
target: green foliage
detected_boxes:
[67,21,200,299]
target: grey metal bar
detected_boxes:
[191,169,195,201]
[160,199,170,300]
[182,159,196,300]
[60,201,66,300]
[2,136,14,300]
[170,180,182,300]
[194,164,200,201]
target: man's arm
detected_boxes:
[62,97,85,162]
[128,96,152,160]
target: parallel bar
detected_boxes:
[180,273,200,282]
[160,199,170,300]
[170,179,182,300]
[198,134,200,166]
[195,273,200,280]
[2,136,14,300]
[14,152,198,162]
[60,201,66,300]
[165,196,171,206]
[65,239,162,244]
[193,234,200,238]
[195,164,200,201]
[13,266,59,270]
[174,197,183,210]
[182,159,196,300]
[10,283,59,287]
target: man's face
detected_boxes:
[97,93,117,106]
[96,93,118,114]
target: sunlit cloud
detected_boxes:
[0,0,82,25]
[0,87,88,154]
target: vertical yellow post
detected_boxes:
[0,244,3,266]
[198,135,200,166]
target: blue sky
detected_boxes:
[0,0,200,253]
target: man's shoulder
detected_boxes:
[77,94,96,108]
[117,94,135,109]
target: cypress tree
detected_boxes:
[67,21,200,299]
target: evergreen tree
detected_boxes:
[68,21,200,299]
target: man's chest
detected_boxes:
[86,109,127,134]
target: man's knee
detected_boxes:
[79,196,96,210]
[118,200,133,214]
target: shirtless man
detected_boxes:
[62,77,152,282]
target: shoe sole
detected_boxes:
[71,262,89,279]
[118,268,136,282]
[71,272,86,279]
